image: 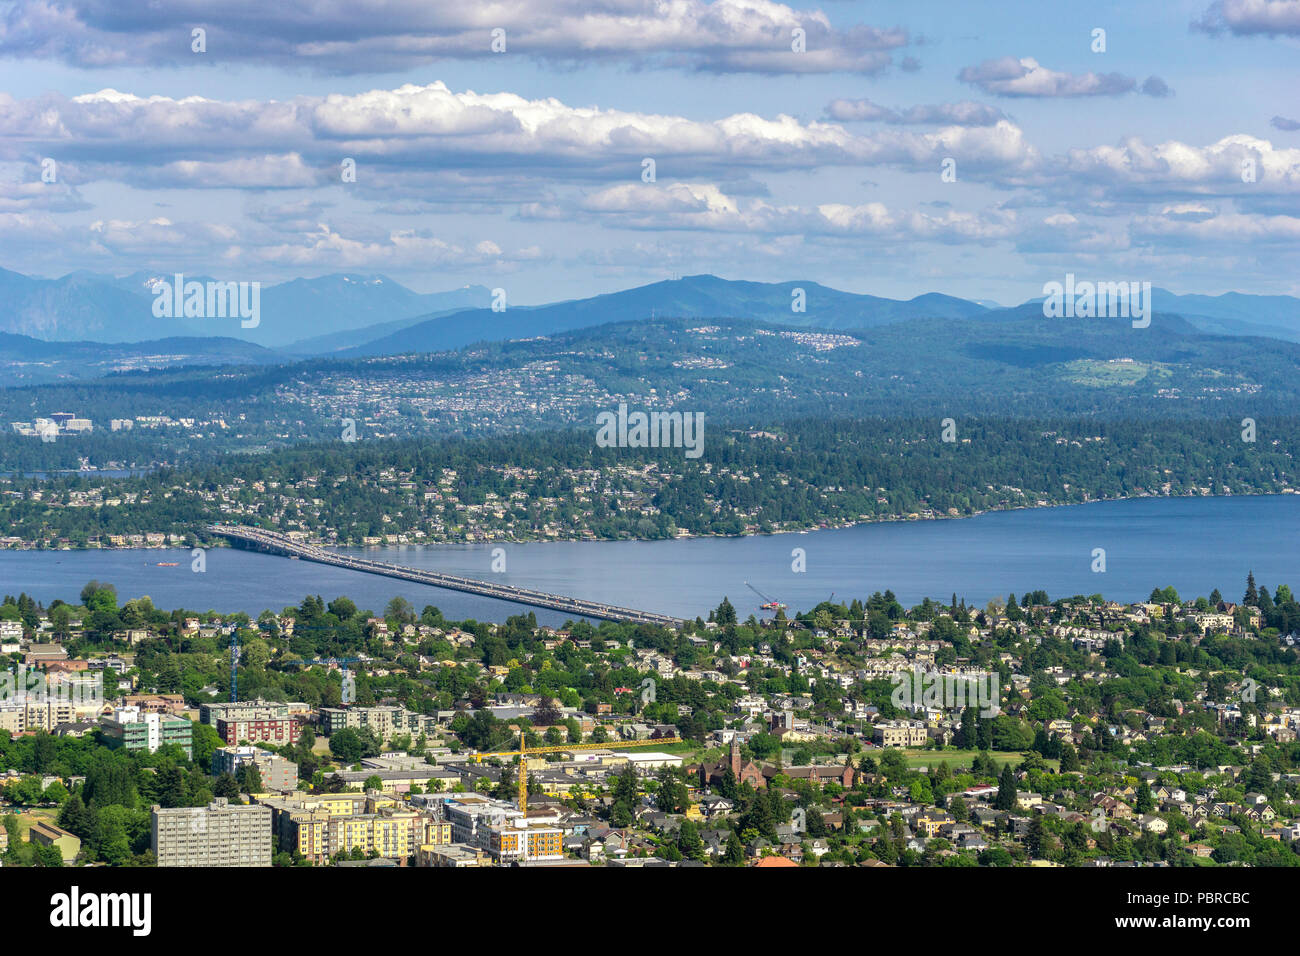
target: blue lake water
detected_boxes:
[0,495,1295,624]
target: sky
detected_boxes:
[0,0,1297,305]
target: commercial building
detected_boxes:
[151,798,272,867]
[211,745,299,793]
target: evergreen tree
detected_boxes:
[714,597,737,627]
[1059,743,1081,773]
[995,763,1016,811]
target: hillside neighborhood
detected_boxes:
[2,577,1298,868]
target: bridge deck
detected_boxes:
[207,525,683,627]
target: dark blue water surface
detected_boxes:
[0,495,1295,623]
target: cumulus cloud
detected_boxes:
[0,0,909,74]
[1193,0,1300,36]
[824,97,1006,125]
[959,56,1171,98]
[522,181,1019,242]
[1056,134,1300,196]
[255,224,543,269]
[0,178,91,213]
[1132,209,1300,244]
[0,83,1042,190]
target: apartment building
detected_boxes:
[121,693,186,715]
[257,792,447,864]
[102,706,192,756]
[201,701,298,724]
[441,794,564,864]
[202,700,303,746]
[486,821,565,864]
[319,705,439,741]
[151,798,272,867]
[0,700,78,734]
[443,794,523,846]
[873,719,930,747]
[211,745,299,792]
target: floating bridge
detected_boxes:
[207,524,684,627]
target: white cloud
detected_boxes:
[0,83,1042,188]
[526,181,1020,242]
[825,98,1006,125]
[0,0,909,74]
[959,56,1170,98]
[1057,134,1300,196]
[1193,0,1300,36]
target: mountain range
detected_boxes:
[1,269,1298,385]
[0,268,490,349]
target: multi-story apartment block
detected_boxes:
[151,798,272,867]
[102,706,192,756]
[202,701,303,746]
[873,719,930,748]
[318,705,439,742]
[211,745,299,792]
[200,701,295,724]
[443,794,523,846]
[486,821,565,864]
[0,700,80,735]
[256,792,445,865]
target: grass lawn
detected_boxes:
[867,748,1059,773]
[13,808,58,838]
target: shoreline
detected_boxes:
[4,487,1296,553]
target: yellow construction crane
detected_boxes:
[468,736,683,814]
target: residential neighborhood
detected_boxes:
[1,576,1298,870]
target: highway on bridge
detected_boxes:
[207,525,684,628]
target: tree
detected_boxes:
[610,763,639,827]
[655,767,689,814]
[723,832,746,865]
[212,773,241,801]
[190,722,224,768]
[1135,783,1154,814]
[35,843,65,867]
[1026,816,1047,858]
[385,596,415,627]
[533,695,562,726]
[328,597,358,620]
[677,819,705,861]
[329,728,365,764]
[237,762,265,795]
[995,763,1016,811]
[1059,743,1081,773]
[713,597,737,627]
[1245,572,1258,606]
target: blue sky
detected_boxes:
[0,0,1297,304]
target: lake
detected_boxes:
[0,495,1295,624]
